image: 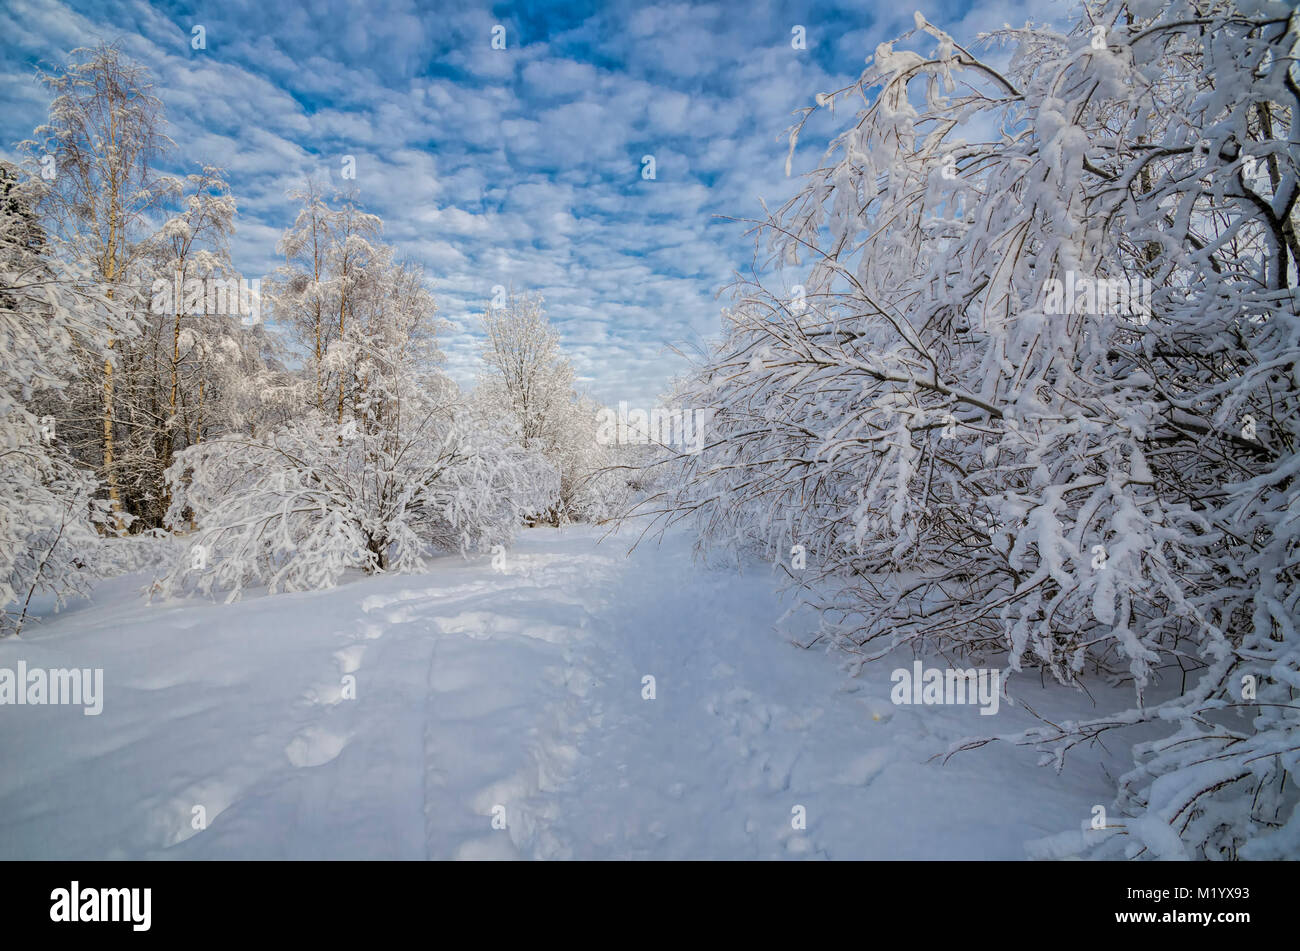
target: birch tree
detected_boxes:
[267,178,335,412]
[20,42,174,530]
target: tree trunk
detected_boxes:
[102,346,122,530]
[366,535,386,572]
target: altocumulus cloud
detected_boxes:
[0,0,1038,405]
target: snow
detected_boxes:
[0,526,1122,860]
[4,0,1294,863]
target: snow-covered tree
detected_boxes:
[649,0,1300,858]
[151,166,237,457]
[478,289,574,449]
[537,391,636,523]
[321,193,385,425]
[0,163,114,636]
[474,288,620,522]
[266,183,385,424]
[19,42,173,530]
[265,178,336,413]
[17,44,286,534]
[96,164,266,528]
[157,255,557,599]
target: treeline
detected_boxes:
[0,42,629,629]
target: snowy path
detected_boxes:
[0,526,1118,859]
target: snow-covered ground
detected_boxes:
[1,525,1129,859]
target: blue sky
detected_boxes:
[0,0,1050,405]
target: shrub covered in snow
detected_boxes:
[647,0,1300,859]
[156,397,556,600]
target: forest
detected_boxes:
[1,0,1296,863]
